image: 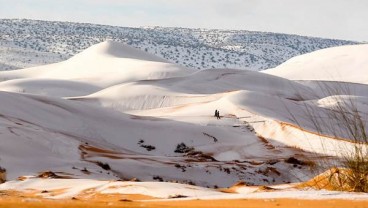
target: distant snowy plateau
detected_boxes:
[0,19,358,71]
[0,19,368,200]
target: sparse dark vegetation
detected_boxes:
[119,198,133,202]
[0,19,356,71]
[137,139,156,151]
[174,142,216,161]
[96,161,111,170]
[174,143,194,153]
[142,145,156,151]
[153,176,164,182]
[285,157,306,166]
[81,167,90,174]
[185,150,217,162]
[168,194,188,199]
[37,171,60,179]
[174,164,187,172]
[266,159,279,165]
[223,168,231,174]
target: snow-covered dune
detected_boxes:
[264,44,368,84]
[0,41,189,96]
[0,78,102,97]
[75,68,317,111]
[70,40,169,63]
[0,90,310,187]
[0,41,367,194]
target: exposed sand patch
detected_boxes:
[297,168,366,192]
[219,181,249,193]
[0,192,367,208]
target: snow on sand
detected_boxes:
[0,42,367,201]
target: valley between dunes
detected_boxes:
[0,41,368,207]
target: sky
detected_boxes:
[0,0,367,41]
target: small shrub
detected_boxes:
[168,194,188,199]
[153,176,163,182]
[96,161,111,170]
[119,199,133,202]
[223,168,231,174]
[185,150,217,162]
[174,143,194,153]
[174,164,186,172]
[285,157,305,165]
[138,140,156,151]
[37,171,59,179]
[81,167,90,174]
[141,145,156,151]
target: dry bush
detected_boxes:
[288,82,368,192]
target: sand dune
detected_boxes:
[0,42,367,202]
[264,44,368,84]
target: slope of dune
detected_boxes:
[264,44,368,84]
[0,90,314,187]
[0,41,189,96]
[70,40,170,63]
[74,68,317,111]
[0,78,102,97]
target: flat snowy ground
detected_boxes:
[0,41,367,202]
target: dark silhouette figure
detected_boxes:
[215,110,221,119]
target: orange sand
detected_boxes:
[0,190,367,208]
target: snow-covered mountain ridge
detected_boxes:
[0,19,358,71]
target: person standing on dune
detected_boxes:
[214,110,221,119]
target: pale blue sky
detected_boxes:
[0,0,367,41]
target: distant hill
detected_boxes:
[0,19,358,71]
